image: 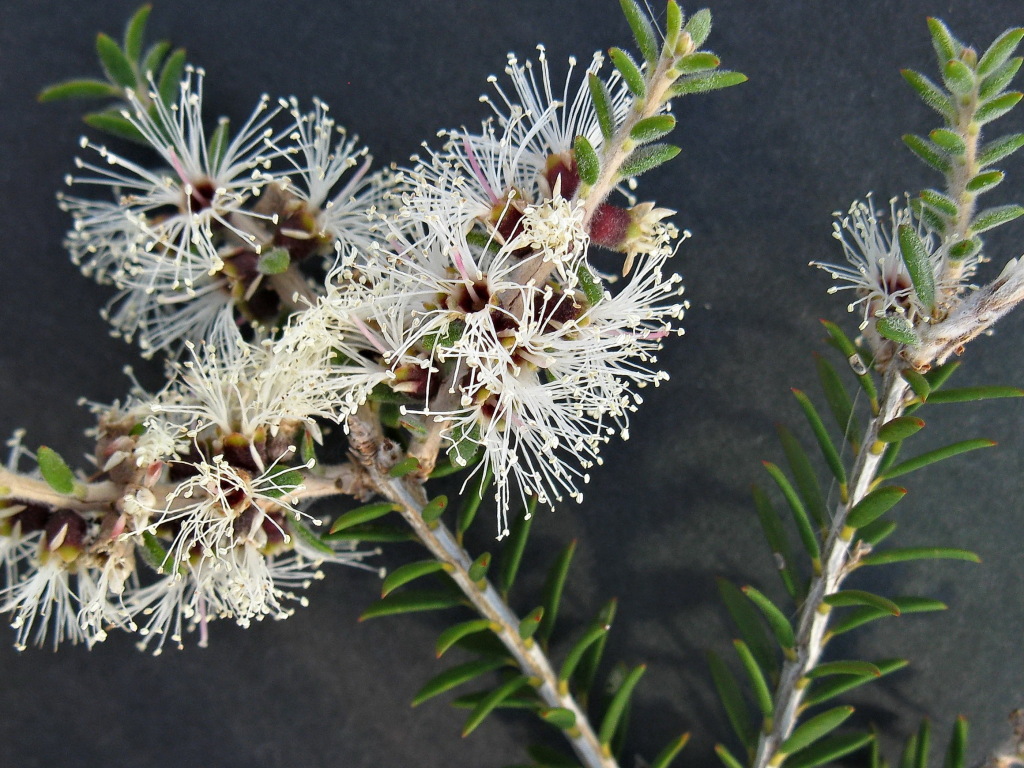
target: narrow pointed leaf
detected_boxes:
[777,424,827,527]
[785,731,875,768]
[578,264,605,306]
[707,651,756,749]
[825,590,900,615]
[450,691,534,711]
[539,707,577,731]
[411,657,510,706]
[877,416,925,443]
[792,389,847,487]
[979,28,1024,78]
[630,115,677,144]
[779,706,855,756]
[619,0,657,62]
[527,744,578,767]
[715,744,746,768]
[978,133,1024,166]
[573,599,616,694]
[539,540,576,642]
[671,70,747,96]
[927,18,961,66]
[96,33,136,88]
[903,369,932,401]
[984,61,1024,107]
[928,130,966,155]
[820,320,877,405]
[925,385,1024,403]
[752,486,800,600]
[257,247,290,275]
[920,189,958,218]
[39,79,120,102]
[972,204,1024,232]
[588,73,615,140]
[944,716,968,768]
[467,552,491,583]
[157,47,187,107]
[598,664,645,745]
[675,52,720,74]
[815,354,860,447]
[733,639,773,717]
[859,547,980,566]
[462,674,533,736]
[898,225,936,310]
[976,92,1023,125]
[610,47,646,97]
[457,465,493,537]
[498,496,536,595]
[381,560,447,597]
[882,439,996,480]
[664,1,683,50]
[519,607,544,640]
[141,40,171,77]
[322,523,413,543]
[876,315,920,346]
[857,519,898,548]
[388,456,420,477]
[966,170,1005,194]
[329,502,397,533]
[900,70,955,119]
[829,597,945,636]
[436,619,494,657]
[683,9,713,49]
[948,237,982,262]
[123,4,152,62]
[421,495,448,523]
[620,143,680,178]
[804,659,908,707]
[718,578,777,678]
[903,133,951,173]
[288,518,334,557]
[37,446,76,495]
[140,531,173,573]
[84,111,146,143]
[763,462,820,564]
[915,720,932,768]
[360,590,463,621]
[901,731,921,768]
[742,585,795,649]
[650,733,690,768]
[925,361,961,389]
[559,621,609,685]
[808,660,881,679]
[942,59,974,95]
[574,135,600,185]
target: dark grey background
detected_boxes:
[1,2,1022,767]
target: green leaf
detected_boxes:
[976,92,1023,125]
[539,540,576,643]
[411,657,509,707]
[820,320,877,405]
[972,203,1024,232]
[815,354,860,448]
[157,47,187,107]
[733,639,773,717]
[287,517,335,557]
[141,40,171,77]
[457,465,493,538]
[462,674,533,736]
[619,0,658,63]
[573,135,600,185]
[718,578,778,679]
[598,664,645,745]
[96,33,136,89]
[714,744,746,768]
[947,237,982,262]
[945,716,968,768]
[123,4,152,62]
[322,523,413,543]
[329,501,397,533]
[572,598,616,695]
[450,690,534,711]
[742,585,795,650]
[926,18,962,66]
[619,143,681,179]
[792,389,847,488]
[903,369,932,401]
[779,706,855,756]
[877,416,925,443]
[37,446,76,495]
[539,707,577,731]
[389,456,421,477]
[808,660,882,679]
[675,52,720,74]
[825,590,901,615]
[708,650,756,749]
[978,132,1024,166]
[527,744,579,767]
[876,315,920,347]
[559,620,609,685]
[857,519,898,548]
[421,495,448,524]
[84,110,146,143]
[359,589,463,621]
[381,560,447,597]
[882,438,996,479]
[609,47,646,98]
[900,730,921,768]
[651,734,690,768]
[785,731,874,768]
[140,531,173,573]
[847,487,908,532]
[664,1,683,51]
[467,552,491,583]
[898,224,936,310]
[683,9,713,49]
[39,79,120,103]
[981,57,1023,101]
[978,28,1024,78]
[588,73,615,140]
[577,264,605,306]
[518,606,544,640]
[925,385,1024,403]
[828,597,945,636]
[752,486,800,600]
[903,133,951,174]
[859,547,980,566]
[498,497,536,595]
[671,70,747,96]
[776,424,827,528]
[206,117,230,171]
[630,114,677,144]
[919,188,959,218]
[763,462,820,564]
[928,129,966,155]
[804,659,908,707]
[436,618,494,657]
[257,246,291,275]
[914,720,932,768]
[900,70,955,120]
[942,59,974,95]
[966,170,1005,194]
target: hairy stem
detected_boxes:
[347,408,617,768]
[753,368,910,768]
